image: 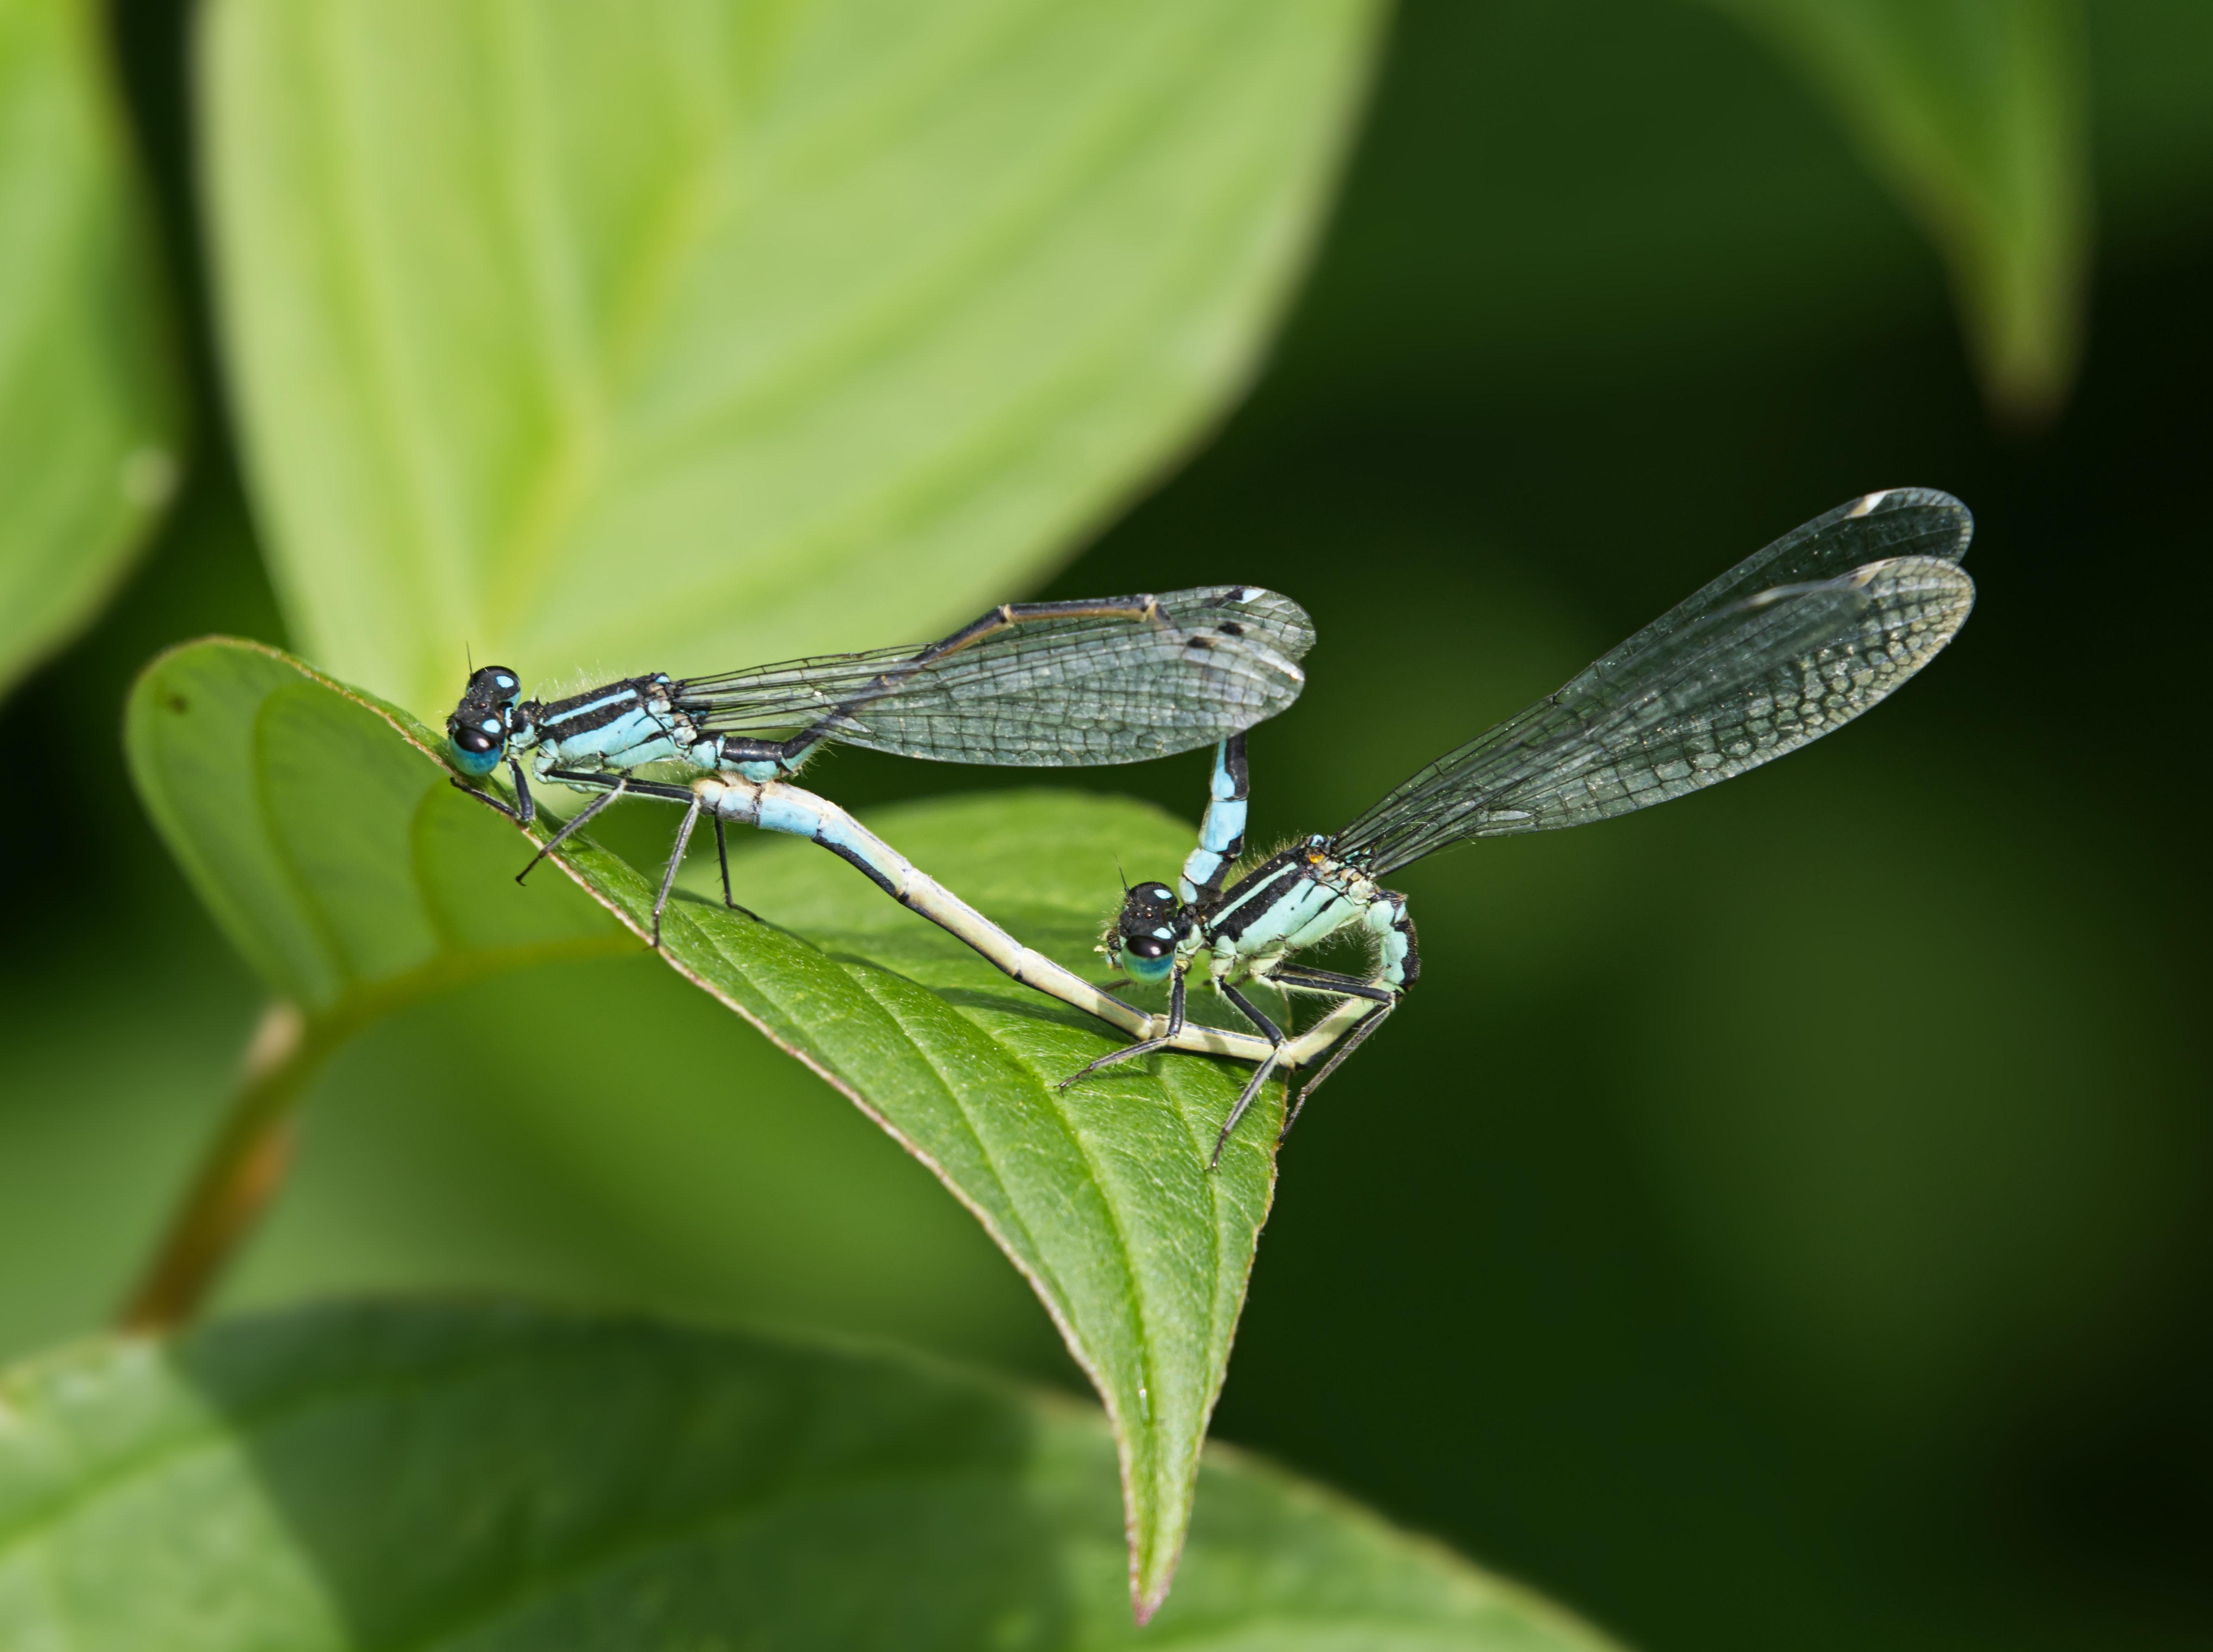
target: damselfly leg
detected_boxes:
[710,819,761,922]
[1055,970,1191,1088]
[514,777,632,882]
[450,754,535,825]
[1210,980,1289,1169]
[1279,999,1396,1138]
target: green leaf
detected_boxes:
[0,1302,1621,1648]
[126,639,633,1021]
[127,637,1295,1614]
[202,0,1379,717]
[1702,0,2091,424]
[0,0,181,699]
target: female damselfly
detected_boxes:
[1069,489,1978,1166]
[445,588,1313,942]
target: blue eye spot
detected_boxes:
[448,733,502,777]
[1121,949,1176,985]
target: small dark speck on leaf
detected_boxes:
[167,694,189,714]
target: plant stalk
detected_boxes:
[118,1000,325,1333]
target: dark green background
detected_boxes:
[3,4,2207,1649]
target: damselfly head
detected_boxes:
[445,665,523,777]
[462,665,521,706]
[1106,881,1182,984]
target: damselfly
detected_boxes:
[445,588,1314,941]
[1069,489,1978,1165]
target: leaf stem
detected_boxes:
[117,1001,328,1333]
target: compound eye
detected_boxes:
[452,726,499,755]
[1125,935,1169,961]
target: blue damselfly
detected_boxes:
[1073,490,1978,1165]
[445,588,1314,941]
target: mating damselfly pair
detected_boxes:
[448,488,1975,1164]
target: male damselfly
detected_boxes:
[1072,490,1978,1166]
[445,588,1313,943]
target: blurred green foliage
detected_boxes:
[1,0,2209,1648]
[204,0,1376,718]
[0,0,178,696]
[1706,0,2092,423]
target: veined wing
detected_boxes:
[1593,488,1969,673]
[673,586,1314,766]
[1335,553,1974,875]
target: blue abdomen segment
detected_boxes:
[715,738,819,784]
[754,786,834,844]
[1178,738,1250,904]
[1364,892,1418,990]
[719,780,918,898]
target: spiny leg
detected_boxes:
[1280,999,1395,1140]
[515,780,628,883]
[1270,964,1395,1003]
[649,795,705,947]
[450,776,519,820]
[711,817,761,922]
[1057,970,1187,1090]
[1207,981,1286,1171]
[448,754,536,823]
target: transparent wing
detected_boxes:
[1593,487,1969,669]
[1336,545,1974,876]
[672,586,1314,766]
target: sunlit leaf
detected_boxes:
[202,0,1379,716]
[126,637,1296,1613]
[0,0,180,699]
[1705,0,2091,423]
